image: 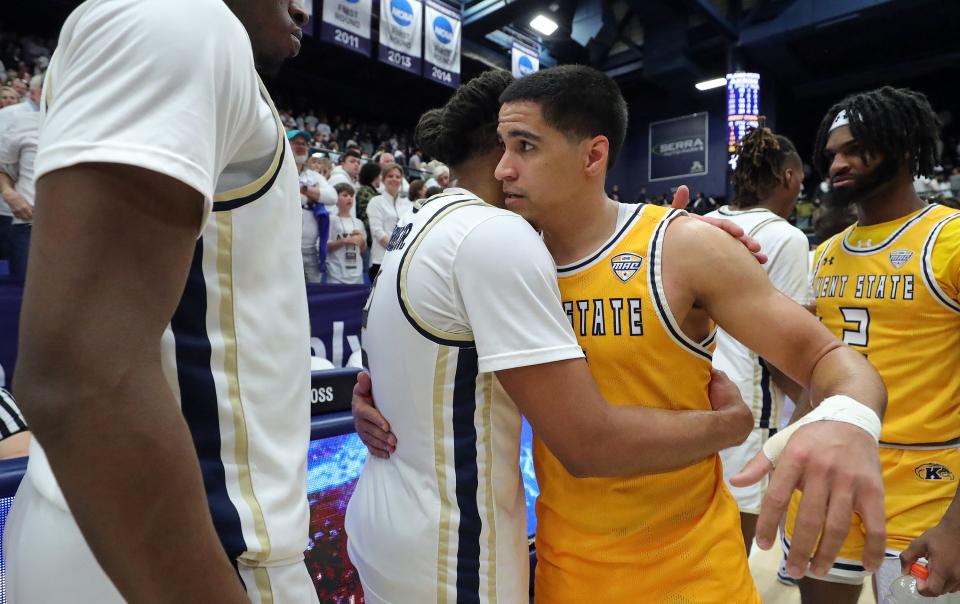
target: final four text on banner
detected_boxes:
[378,0,423,75]
[321,0,373,57]
[423,0,461,88]
[648,112,709,182]
[511,41,539,78]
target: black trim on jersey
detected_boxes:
[170,239,247,563]
[212,140,287,212]
[880,436,960,448]
[701,328,717,348]
[758,359,772,430]
[557,203,645,274]
[840,205,936,255]
[0,388,27,438]
[648,209,713,362]
[781,534,865,573]
[395,197,480,348]
[452,348,482,604]
[921,213,960,313]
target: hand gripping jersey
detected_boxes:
[346,189,583,604]
[533,203,759,604]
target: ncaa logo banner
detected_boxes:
[511,41,539,78]
[378,0,423,75]
[321,0,373,57]
[648,112,709,182]
[423,0,461,88]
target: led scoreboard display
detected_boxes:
[726,72,760,170]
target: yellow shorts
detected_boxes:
[783,447,959,584]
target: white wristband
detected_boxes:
[762,395,881,465]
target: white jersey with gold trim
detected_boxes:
[346,189,583,603]
[19,0,311,578]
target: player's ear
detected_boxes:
[584,135,609,177]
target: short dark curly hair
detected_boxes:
[414,69,514,168]
[498,64,628,168]
[732,120,801,207]
[813,86,941,179]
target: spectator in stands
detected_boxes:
[794,196,815,231]
[10,78,25,99]
[636,186,648,204]
[316,114,331,142]
[355,161,381,235]
[366,163,411,281]
[0,85,18,107]
[328,149,362,210]
[326,183,367,285]
[0,387,29,459]
[408,147,423,174]
[691,191,717,214]
[408,178,426,202]
[950,167,960,197]
[0,74,41,281]
[377,152,409,198]
[308,153,333,180]
[609,184,621,201]
[291,130,333,284]
[424,163,449,190]
[423,185,443,198]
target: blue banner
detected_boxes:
[423,0,461,88]
[378,0,423,75]
[648,112,709,182]
[0,283,370,389]
[320,0,373,57]
[511,41,539,78]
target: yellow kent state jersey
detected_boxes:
[812,204,960,446]
[533,204,758,604]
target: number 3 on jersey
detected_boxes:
[840,307,870,347]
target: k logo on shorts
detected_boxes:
[915,463,955,481]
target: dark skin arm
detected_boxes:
[14,163,249,603]
[901,489,960,596]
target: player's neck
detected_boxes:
[542,194,620,266]
[855,177,926,226]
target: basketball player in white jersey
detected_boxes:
[706,123,811,552]
[346,69,761,604]
[6,1,317,602]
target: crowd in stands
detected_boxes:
[4,30,960,285]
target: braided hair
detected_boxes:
[812,86,941,179]
[415,69,515,168]
[731,118,801,208]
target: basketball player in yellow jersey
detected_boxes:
[780,87,960,604]
[495,65,888,604]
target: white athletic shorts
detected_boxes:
[720,427,770,515]
[4,475,319,604]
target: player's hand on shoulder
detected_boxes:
[352,371,396,458]
[706,369,752,447]
[901,518,960,596]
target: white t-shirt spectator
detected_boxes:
[367,192,412,265]
[0,99,41,225]
[326,215,366,284]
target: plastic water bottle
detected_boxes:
[888,558,960,603]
